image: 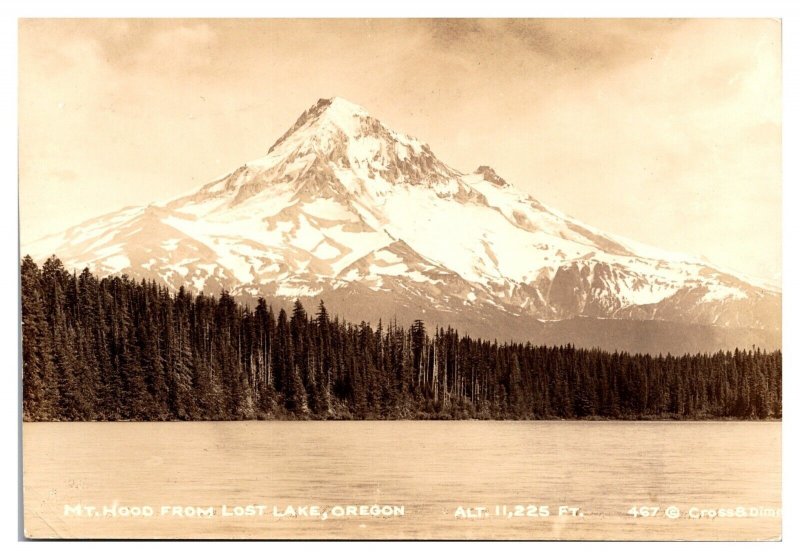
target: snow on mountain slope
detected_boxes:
[25,97,781,331]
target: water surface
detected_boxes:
[23,421,781,540]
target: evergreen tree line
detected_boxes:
[21,256,782,421]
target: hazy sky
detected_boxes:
[18,19,781,282]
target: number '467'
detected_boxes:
[628,506,660,518]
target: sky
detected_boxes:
[18,18,781,283]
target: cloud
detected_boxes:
[423,19,687,72]
[142,23,218,70]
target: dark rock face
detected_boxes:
[476,165,508,187]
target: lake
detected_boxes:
[22,421,781,540]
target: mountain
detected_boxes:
[25,97,781,353]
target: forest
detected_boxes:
[21,256,782,421]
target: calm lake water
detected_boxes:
[23,421,781,540]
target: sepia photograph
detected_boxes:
[18,17,782,541]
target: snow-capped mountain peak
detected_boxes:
[25,97,781,339]
[266,97,370,155]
